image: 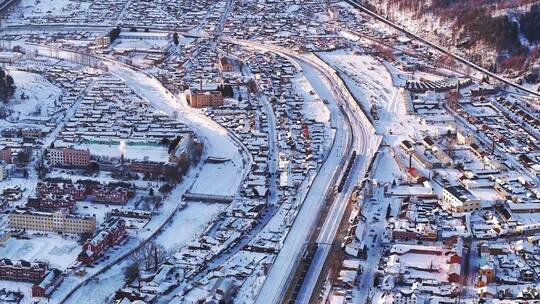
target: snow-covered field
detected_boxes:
[155,202,225,251]
[189,161,243,196]
[0,234,80,269]
[8,70,62,121]
[291,73,330,123]
[111,39,169,52]
[5,0,91,24]
[75,143,170,162]
[318,50,400,121]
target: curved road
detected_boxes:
[223,38,379,304]
[20,44,251,304]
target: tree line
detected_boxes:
[0,68,16,103]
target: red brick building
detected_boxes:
[0,147,12,164]
[128,161,177,176]
[31,180,133,209]
[78,217,127,265]
[218,57,234,73]
[187,89,224,108]
[0,259,47,283]
[49,148,91,168]
[92,185,130,205]
[36,181,87,201]
[26,194,76,212]
[32,268,63,297]
[392,229,418,241]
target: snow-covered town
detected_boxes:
[0,0,539,303]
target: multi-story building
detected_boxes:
[0,259,47,283]
[187,88,224,108]
[218,57,235,73]
[95,184,130,204]
[26,194,76,212]
[48,148,91,168]
[78,217,127,265]
[128,161,177,176]
[92,185,130,205]
[32,268,64,298]
[94,36,111,48]
[36,180,87,201]
[0,161,7,181]
[442,185,481,213]
[392,290,419,304]
[118,32,170,41]
[0,147,11,164]
[9,209,96,234]
[21,127,43,138]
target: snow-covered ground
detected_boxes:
[8,70,62,122]
[155,202,225,251]
[0,234,80,269]
[189,161,243,197]
[318,50,400,121]
[4,0,91,24]
[111,38,169,53]
[291,73,331,123]
[75,143,170,162]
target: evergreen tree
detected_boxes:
[0,68,16,103]
[109,26,121,43]
[173,32,180,46]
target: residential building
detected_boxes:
[128,161,177,176]
[92,184,130,205]
[187,88,224,108]
[36,180,87,201]
[218,57,235,73]
[118,32,170,41]
[0,147,11,164]
[32,269,63,297]
[48,147,91,168]
[26,194,76,212]
[0,161,7,181]
[392,290,419,304]
[442,185,481,213]
[78,217,127,265]
[0,259,47,283]
[9,209,96,234]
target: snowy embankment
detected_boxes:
[20,44,249,304]
[251,58,352,304]
[24,43,250,196]
[103,61,249,196]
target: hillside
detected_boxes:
[362,0,540,78]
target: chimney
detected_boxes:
[199,79,203,92]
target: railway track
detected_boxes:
[344,0,540,99]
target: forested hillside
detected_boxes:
[362,0,540,76]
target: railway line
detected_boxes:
[291,52,380,304]
[344,0,540,99]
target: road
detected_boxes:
[222,39,354,304]
[344,0,540,99]
[0,0,18,15]
[294,53,380,303]
[19,44,251,304]
[222,38,380,304]
[354,185,388,303]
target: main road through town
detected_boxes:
[223,38,380,304]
